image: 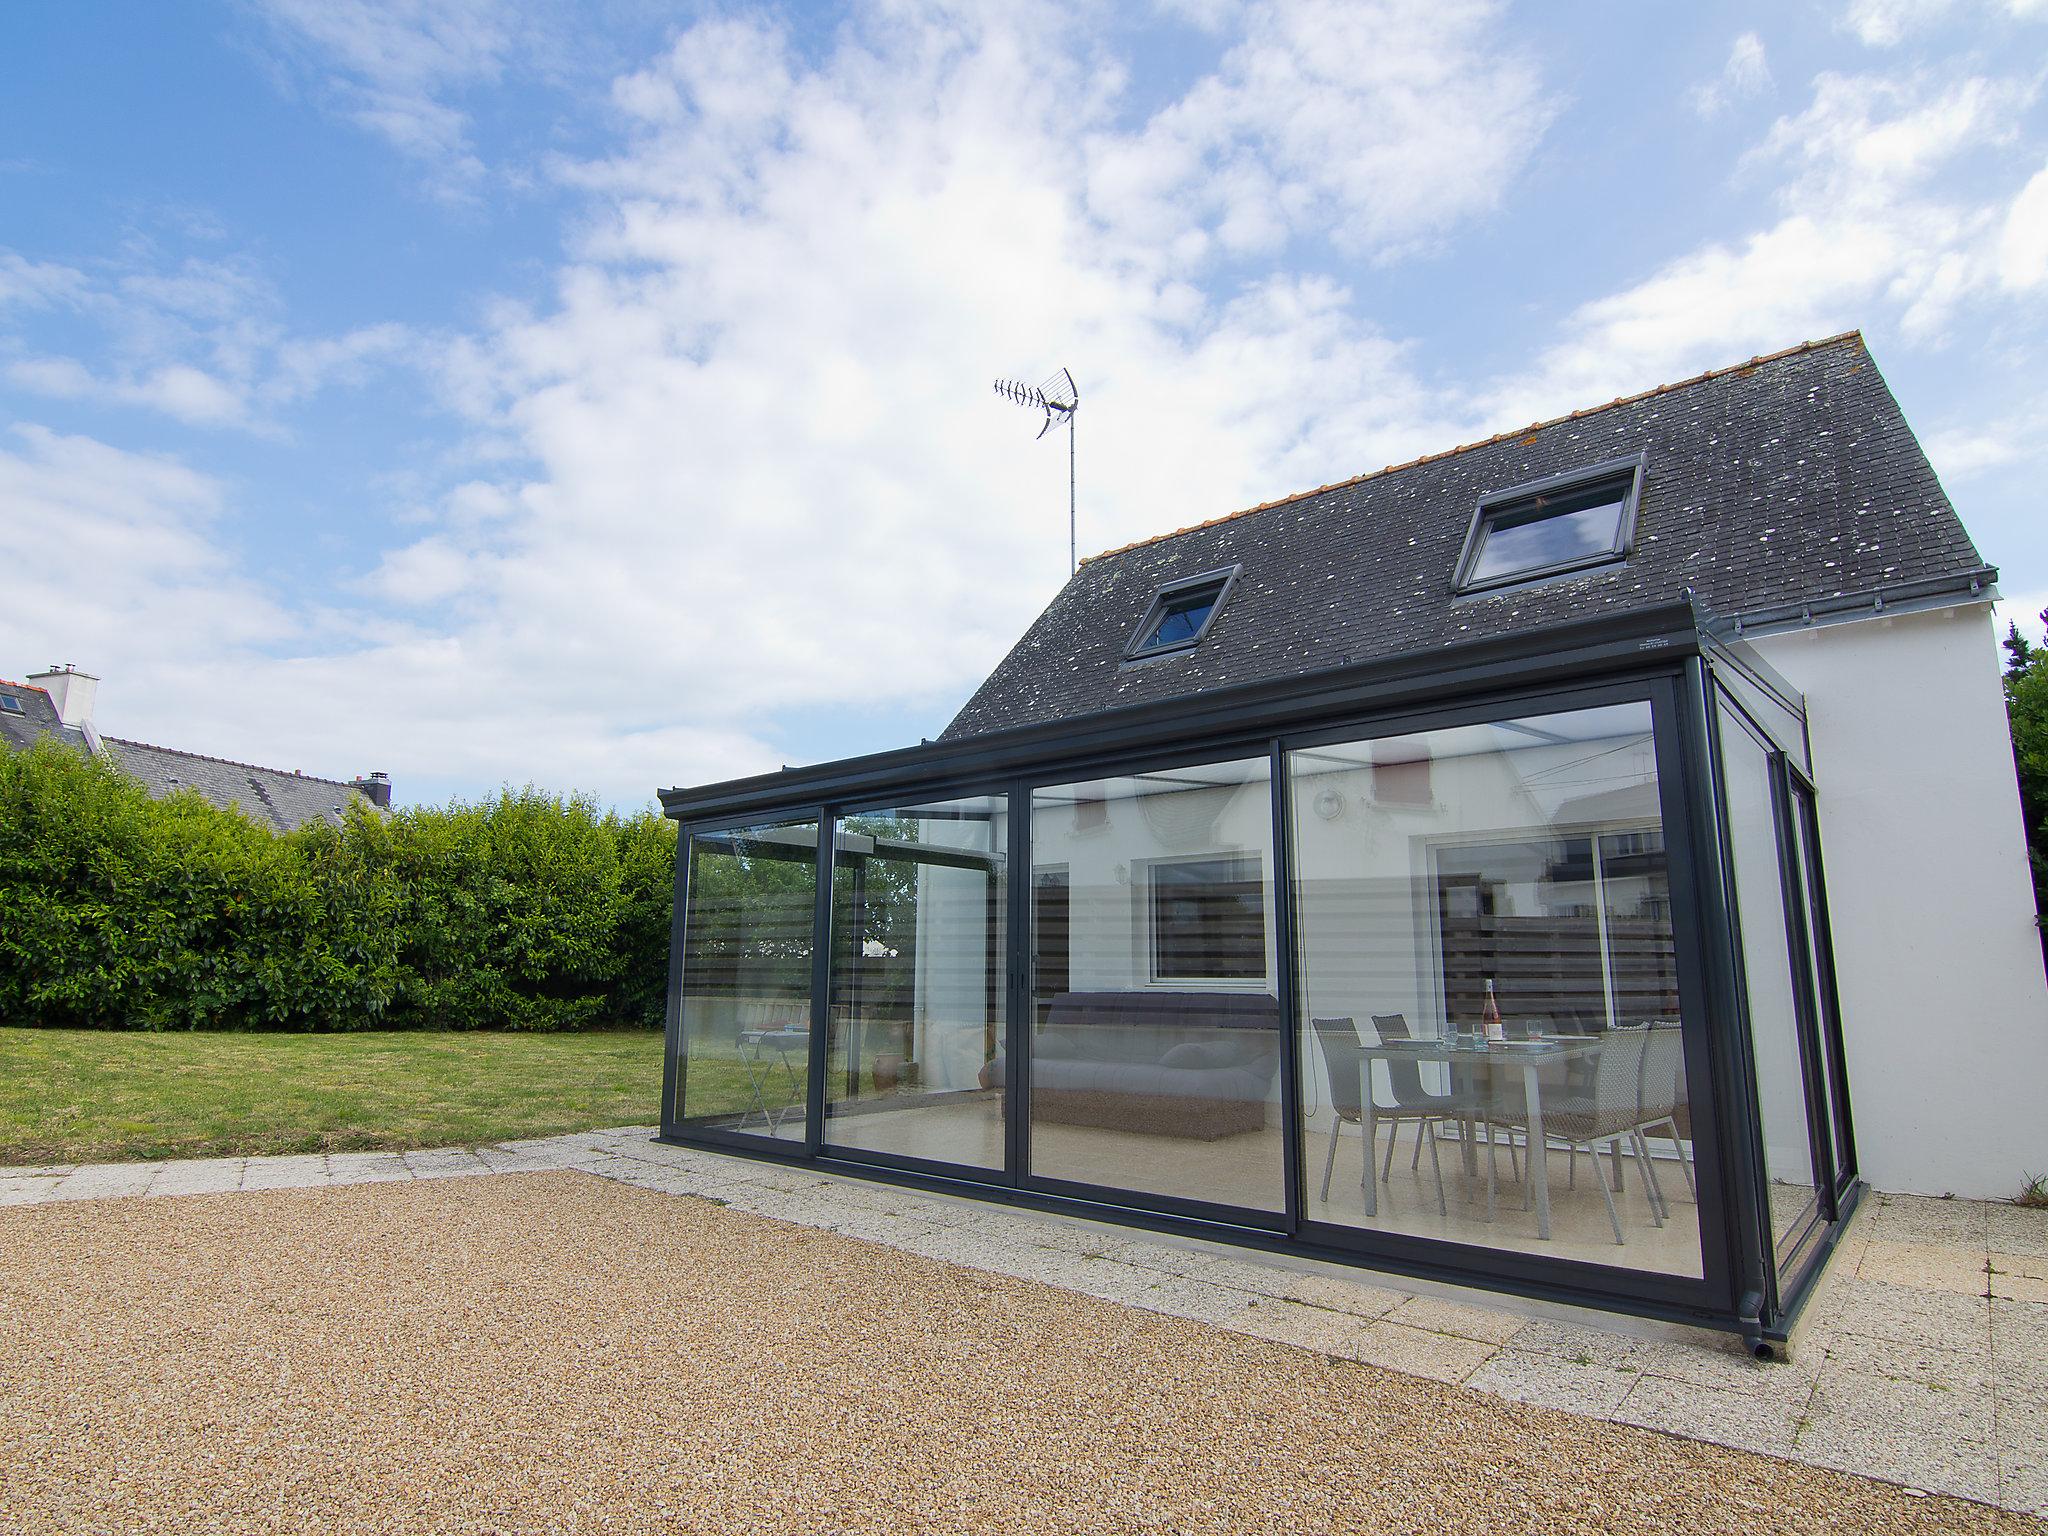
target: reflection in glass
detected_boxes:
[1468,496,1627,583]
[1012,757,1284,1213]
[823,797,1007,1168]
[675,818,819,1141]
[1290,702,1703,1276]
[1790,787,1852,1192]
[1720,704,1823,1264]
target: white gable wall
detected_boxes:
[1753,602,2048,1200]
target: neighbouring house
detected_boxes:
[652,331,2048,1351]
[1,665,392,832]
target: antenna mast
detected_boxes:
[993,368,1080,575]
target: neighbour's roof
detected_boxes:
[0,681,76,755]
[945,332,1991,739]
[102,738,376,833]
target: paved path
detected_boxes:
[5,1130,2043,1516]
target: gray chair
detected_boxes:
[1310,1016,1446,1215]
[1633,1023,1695,1213]
[1367,1013,1477,1175]
[1488,1025,1662,1245]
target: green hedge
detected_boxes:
[0,739,676,1031]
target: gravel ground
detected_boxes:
[0,1171,2030,1535]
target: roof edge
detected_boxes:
[102,736,369,793]
[662,598,1706,822]
[1079,330,1867,568]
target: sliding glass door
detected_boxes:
[1023,755,1285,1219]
[1288,699,1705,1277]
[821,796,1009,1172]
[672,817,821,1145]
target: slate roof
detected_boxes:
[0,681,78,755]
[945,332,1992,740]
[101,738,378,833]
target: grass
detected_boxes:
[2016,1172,2048,1210]
[0,1027,670,1166]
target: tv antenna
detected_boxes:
[994,367,1080,574]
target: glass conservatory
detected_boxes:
[657,600,1858,1347]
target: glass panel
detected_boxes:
[1025,757,1284,1214]
[1468,497,1626,583]
[1141,586,1220,649]
[1789,784,1851,1192]
[1713,654,1808,775]
[1718,703,1822,1265]
[674,817,819,1141]
[823,796,1008,1169]
[1290,701,1703,1276]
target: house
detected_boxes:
[2,666,392,832]
[652,331,2048,1350]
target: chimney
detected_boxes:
[351,771,393,809]
[28,664,97,728]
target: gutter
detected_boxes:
[1719,565,1998,641]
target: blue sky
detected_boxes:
[3,0,2045,809]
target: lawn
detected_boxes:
[0,1027,671,1166]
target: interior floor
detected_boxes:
[765,1096,1706,1275]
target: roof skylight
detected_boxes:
[0,693,22,714]
[1454,460,1643,593]
[1125,567,1240,660]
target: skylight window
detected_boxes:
[0,694,21,714]
[1125,567,1240,660]
[1454,459,1644,593]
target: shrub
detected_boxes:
[0,738,675,1031]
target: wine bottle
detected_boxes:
[1482,978,1503,1044]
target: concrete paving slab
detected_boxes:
[1810,1329,1995,1395]
[1798,1364,1999,1503]
[1861,1194,1989,1248]
[1825,1276,1993,1348]
[1859,1238,1992,1297]
[1616,1375,1811,1460]
[52,1165,161,1200]
[1349,1320,1498,1384]
[1389,1293,1529,1345]
[148,1160,248,1197]
[1467,1348,1643,1415]
[1984,1203,2048,1258]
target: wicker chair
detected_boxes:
[1487,1025,1661,1245]
[1310,1016,1447,1215]
[1633,1023,1695,1214]
[1367,1013,1480,1184]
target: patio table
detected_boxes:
[1356,1036,1601,1241]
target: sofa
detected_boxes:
[983,990,1282,1139]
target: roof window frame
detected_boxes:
[1123,565,1243,662]
[0,693,22,714]
[1453,456,1646,595]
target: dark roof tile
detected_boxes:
[945,333,1987,739]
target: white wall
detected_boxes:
[1754,603,2048,1200]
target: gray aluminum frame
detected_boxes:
[1452,455,1645,595]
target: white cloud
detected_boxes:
[243,0,525,190]
[9,3,1551,801]
[1840,0,2047,44]
[0,253,87,310]
[0,426,287,665]
[0,245,415,430]
[1086,0,1552,262]
[1995,588,2048,649]
[1690,32,1772,119]
[0,422,779,800]
[406,3,1508,767]
[1999,160,2048,289]
[1486,67,2044,426]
